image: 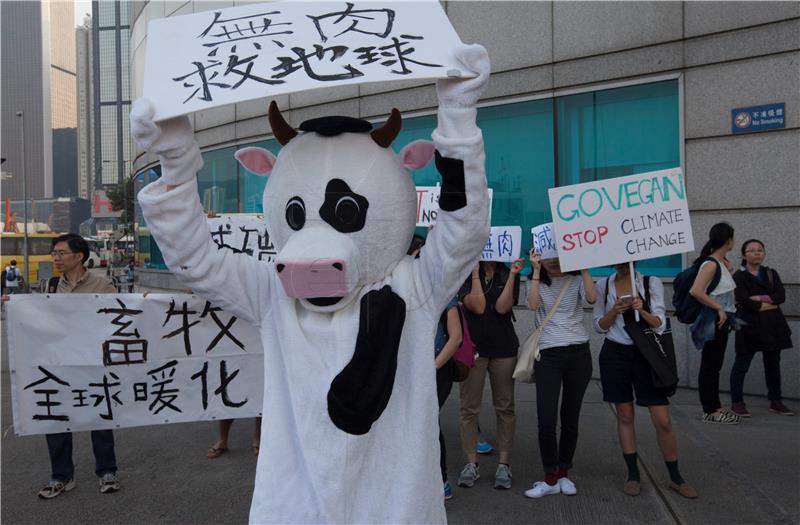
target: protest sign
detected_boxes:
[416,186,493,227]
[8,294,264,436]
[548,168,693,272]
[144,1,468,120]
[531,222,558,259]
[208,214,276,262]
[480,226,521,262]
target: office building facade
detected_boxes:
[1,0,78,201]
[129,2,799,398]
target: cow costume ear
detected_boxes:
[398,140,435,170]
[234,147,276,176]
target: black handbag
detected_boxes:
[622,276,678,396]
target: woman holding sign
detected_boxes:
[594,263,697,499]
[523,250,596,498]
[457,260,521,491]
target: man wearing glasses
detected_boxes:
[36,233,121,499]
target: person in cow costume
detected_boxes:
[133,44,490,524]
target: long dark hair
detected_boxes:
[539,264,580,286]
[739,238,764,268]
[694,222,734,265]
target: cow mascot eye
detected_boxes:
[285,197,306,231]
[335,196,360,227]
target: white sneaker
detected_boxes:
[524,481,561,498]
[558,477,577,496]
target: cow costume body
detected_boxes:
[133,45,490,524]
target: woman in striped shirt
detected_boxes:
[523,250,596,498]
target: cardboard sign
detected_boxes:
[8,294,264,436]
[144,1,468,120]
[416,186,493,227]
[531,222,558,259]
[480,226,521,262]
[548,168,694,272]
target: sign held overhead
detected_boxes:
[144,1,470,120]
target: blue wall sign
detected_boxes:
[731,103,785,134]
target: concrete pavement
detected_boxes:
[2,316,798,524]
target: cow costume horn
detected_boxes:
[268,101,298,146]
[370,108,402,148]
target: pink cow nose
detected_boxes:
[275,258,348,298]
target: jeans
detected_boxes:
[730,350,783,403]
[46,430,117,481]
[698,324,729,413]
[534,344,592,471]
[436,360,454,483]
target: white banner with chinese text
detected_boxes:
[8,294,264,436]
[480,226,521,262]
[145,1,468,120]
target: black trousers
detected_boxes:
[437,360,454,483]
[698,325,729,413]
[534,343,592,472]
[730,349,783,403]
[46,430,117,482]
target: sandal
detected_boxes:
[206,446,228,459]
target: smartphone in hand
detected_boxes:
[619,294,633,306]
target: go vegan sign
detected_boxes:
[548,168,694,272]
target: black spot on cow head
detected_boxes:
[299,116,372,137]
[319,179,369,233]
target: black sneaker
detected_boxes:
[770,401,795,416]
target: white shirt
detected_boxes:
[533,275,589,350]
[593,272,667,345]
[700,257,735,296]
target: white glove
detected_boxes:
[130,98,203,186]
[436,44,491,109]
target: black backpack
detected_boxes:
[6,267,16,282]
[672,257,721,324]
[47,276,60,293]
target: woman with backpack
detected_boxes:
[688,222,740,424]
[457,259,522,491]
[523,250,596,499]
[729,239,794,417]
[594,262,697,499]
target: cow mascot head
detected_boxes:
[234,105,435,312]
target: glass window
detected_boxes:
[196,147,238,214]
[555,80,680,275]
[393,101,555,261]
[1,237,21,254]
[238,140,280,213]
[120,29,130,100]
[99,31,118,102]
[100,106,118,184]
[556,80,679,185]
[98,1,116,27]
